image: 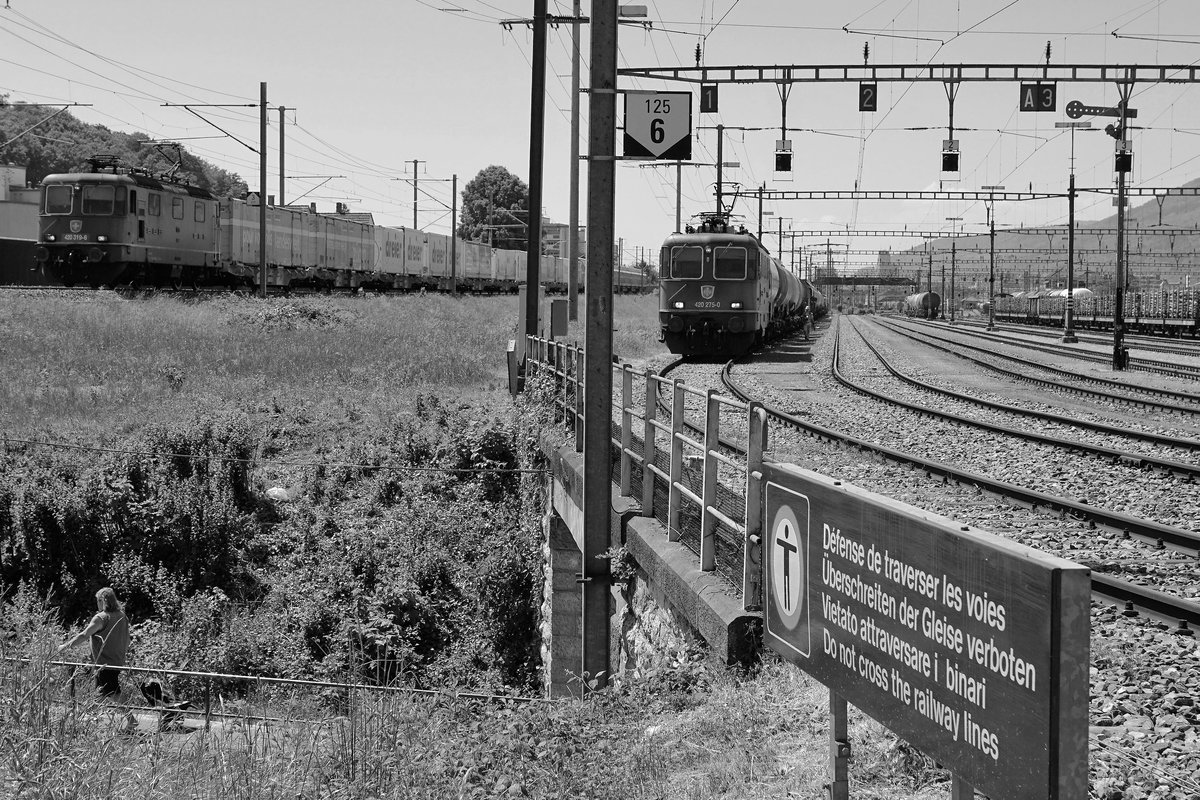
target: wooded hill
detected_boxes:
[0,97,248,195]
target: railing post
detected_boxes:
[743,403,767,610]
[204,678,212,731]
[619,364,633,496]
[667,378,685,541]
[699,390,720,571]
[641,370,657,515]
[557,341,568,425]
[573,343,584,451]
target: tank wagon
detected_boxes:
[902,291,942,320]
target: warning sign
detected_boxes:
[765,486,810,653]
[761,466,1089,800]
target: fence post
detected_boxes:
[641,370,657,515]
[743,403,767,610]
[557,340,568,425]
[204,679,212,731]
[573,343,584,451]
[667,379,685,541]
[619,364,633,496]
[699,390,720,571]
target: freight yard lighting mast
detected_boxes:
[981,187,1004,331]
[1055,121,1090,343]
[946,217,961,322]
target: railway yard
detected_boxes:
[646,312,1200,798]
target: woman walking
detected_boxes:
[58,587,130,699]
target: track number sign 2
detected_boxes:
[624,91,692,160]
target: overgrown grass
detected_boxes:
[0,289,953,797]
[0,289,667,435]
[2,596,942,800]
[0,289,668,690]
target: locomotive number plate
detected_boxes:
[694,301,721,308]
[62,234,88,241]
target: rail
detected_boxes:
[526,336,767,609]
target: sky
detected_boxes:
[3,0,1200,268]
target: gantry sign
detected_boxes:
[618,63,1200,86]
[617,62,1200,181]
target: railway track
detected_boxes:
[655,323,1200,630]
[958,318,1200,360]
[845,317,1200,477]
[881,318,1200,412]
[662,326,1195,618]
[906,316,1200,381]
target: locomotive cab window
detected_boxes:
[148,194,161,217]
[172,197,184,220]
[194,201,205,223]
[44,185,73,214]
[713,245,747,280]
[669,246,703,279]
[81,185,116,215]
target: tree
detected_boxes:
[457,165,529,251]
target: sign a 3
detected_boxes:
[624,90,692,160]
[1019,83,1057,112]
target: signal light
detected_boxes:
[941,152,960,172]
[775,152,792,172]
[1115,151,1132,173]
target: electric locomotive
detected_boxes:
[36,156,220,287]
[659,215,805,356]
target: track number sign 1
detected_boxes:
[624,90,692,160]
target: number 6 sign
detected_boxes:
[623,90,692,160]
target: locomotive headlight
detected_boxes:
[96,235,108,242]
[673,301,684,309]
[731,302,743,309]
[45,234,56,242]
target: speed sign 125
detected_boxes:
[623,90,692,160]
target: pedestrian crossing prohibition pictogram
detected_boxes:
[764,483,811,657]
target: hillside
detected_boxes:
[0,97,247,195]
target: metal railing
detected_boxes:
[8,656,551,732]
[527,336,768,610]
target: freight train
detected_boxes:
[994,287,1199,336]
[658,214,826,356]
[31,157,651,292]
[902,291,942,319]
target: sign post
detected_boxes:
[763,465,1089,799]
[623,90,692,160]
